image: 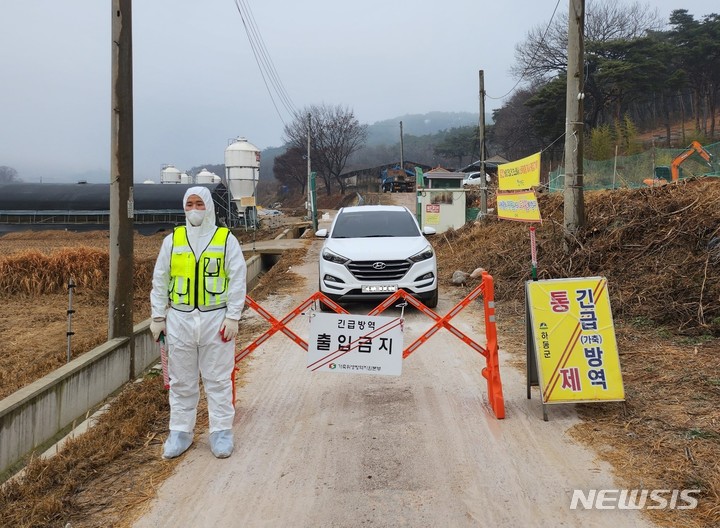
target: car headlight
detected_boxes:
[322,249,349,265]
[409,245,434,263]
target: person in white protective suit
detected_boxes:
[150,186,247,459]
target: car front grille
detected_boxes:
[346,260,411,281]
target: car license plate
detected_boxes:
[361,285,397,293]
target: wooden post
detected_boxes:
[563,0,585,250]
[109,0,135,343]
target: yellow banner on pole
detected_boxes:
[496,190,542,223]
[526,277,625,404]
[498,152,541,190]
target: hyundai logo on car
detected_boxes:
[372,262,386,270]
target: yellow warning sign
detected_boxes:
[496,190,541,223]
[498,152,541,190]
[526,277,625,403]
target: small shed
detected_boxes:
[422,167,466,189]
[416,167,467,233]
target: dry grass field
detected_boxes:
[0,231,161,400]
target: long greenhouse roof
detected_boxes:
[0,183,225,213]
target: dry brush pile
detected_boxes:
[440,177,720,336]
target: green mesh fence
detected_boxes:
[548,141,720,192]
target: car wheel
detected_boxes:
[423,288,438,308]
[318,281,335,312]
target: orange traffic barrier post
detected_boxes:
[366,275,504,419]
[479,271,505,419]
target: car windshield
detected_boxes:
[331,210,421,238]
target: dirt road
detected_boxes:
[133,231,656,528]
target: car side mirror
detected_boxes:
[315,228,328,238]
[422,226,436,235]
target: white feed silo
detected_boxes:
[160,165,181,184]
[225,137,260,208]
[196,168,216,184]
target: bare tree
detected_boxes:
[511,1,664,83]
[272,147,307,194]
[0,166,20,183]
[283,104,367,195]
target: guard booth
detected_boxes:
[417,167,467,233]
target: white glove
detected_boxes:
[220,318,239,342]
[150,318,166,342]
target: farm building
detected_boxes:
[339,161,432,193]
[0,182,235,235]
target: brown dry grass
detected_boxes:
[444,177,720,336]
[436,176,720,528]
[249,247,310,300]
[0,240,157,399]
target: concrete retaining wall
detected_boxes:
[246,253,263,289]
[0,252,266,481]
[0,334,140,480]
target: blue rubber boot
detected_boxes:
[162,430,193,459]
[209,429,234,459]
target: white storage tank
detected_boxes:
[180,173,190,184]
[225,137,260,208]
[196,168,217,184]
[161,165,181,184]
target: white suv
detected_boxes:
[315,205,438,309]
[462,171,489,187]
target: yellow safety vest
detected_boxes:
[169,226,230,312]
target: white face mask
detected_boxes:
[186,209,206,226]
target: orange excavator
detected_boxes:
[644,140,715,186]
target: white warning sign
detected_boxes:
[307,313,404,376]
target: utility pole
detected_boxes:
[109,0,134,341]
[399,120,404,171]
[563,0,585,248]
[306,112,313,220]
[478,70,487,217]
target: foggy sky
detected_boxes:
[0,0,715,183]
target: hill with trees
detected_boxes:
[500,6,719,166]
[195,5,720,203]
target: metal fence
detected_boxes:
[548,141,720,191]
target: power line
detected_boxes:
[235,0,297,117]
[232,0,298,125]
[486,0,562,102]
[542,131,566,153]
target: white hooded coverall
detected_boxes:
[150,186,247,434]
